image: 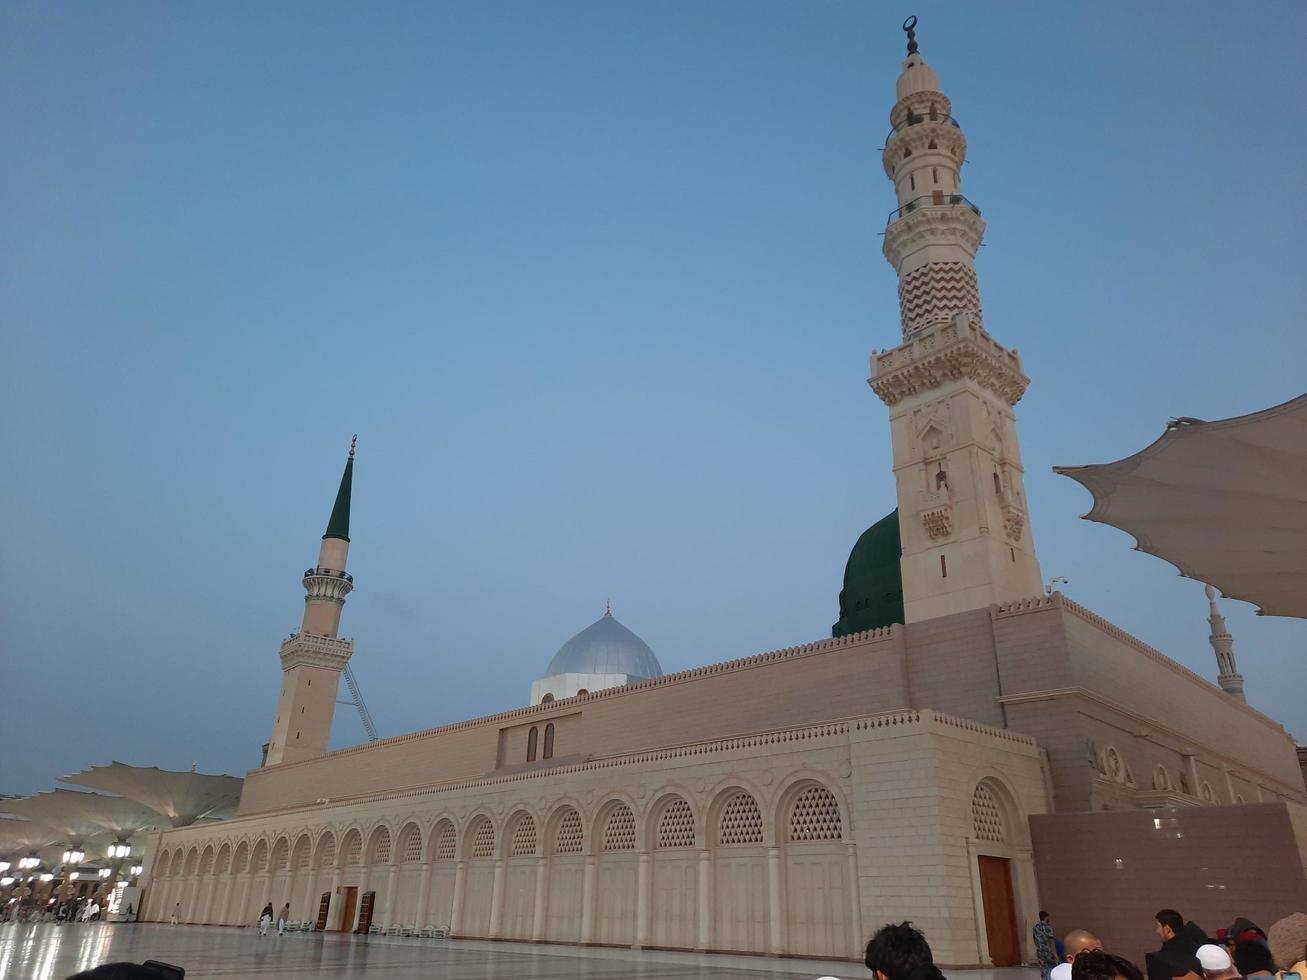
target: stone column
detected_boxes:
[579,855,597,943]
[845,842,861,945]
[449,861,467,935]
[766,846,784,955]
[634,851,651,948]
[356,867,371,931]
[530,857,548,941]
[205,874,221,923]
[300,869,317,924]
[235,875,253,927]
[382,865,400,927]
[414,863,433,930]
[696,849,712,951]
[326,871,342,930]
[487,859,506,938]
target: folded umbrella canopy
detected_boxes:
[1054,392,1307,619]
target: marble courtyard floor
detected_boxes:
[0,922,1038,980]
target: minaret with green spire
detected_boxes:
[264,437,359,767]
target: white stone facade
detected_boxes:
[143,709,1047,965]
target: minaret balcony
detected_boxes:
[302,566,354,603]
[279,631,354,671]
[884,112,960,147]
[887,194,980,226]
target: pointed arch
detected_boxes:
[232,841,250,875]
[269,836,290,873]
[184,846,200,876]
[505,810,540,859]
[215,843,232,875]
[464,814,496,860]
[198,845,215,875]
[250,838,270,873]
[313,831,336,869]
[338,828,363,867]
[396,822,423,863]
[546,803,585,856]
[155,850,171,878]
[428,819,457,863]
[366,824,393,865]
[290,834,312,872]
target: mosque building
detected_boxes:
[138,21,1307,965]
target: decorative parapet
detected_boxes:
[227,708,1036,823]
[257,623,900,772]
[279,632,353,671]
[992,594,1058,617]
[869,312,1028,407]
[996,594,1299,737]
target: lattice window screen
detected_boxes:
[602,804,636,851]
[511,816,538,857]
[251,842,269,872]
[371,828,392,864]
[657,798,696,848]
[232,848,249,874]
[292,841,311,871]
[555,809,583,854]
[719,792,763,845]
[972,783,1005,843]
[471,819,495,858]
[789,785,843,842]
[317,837,336,869]
[341,833,362,866]
[199,850,214,874]
[216,848,231,874]
[434,824,456,861]
[401,827,423,862]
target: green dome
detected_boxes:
[832,509,904,637]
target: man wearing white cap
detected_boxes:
[1196,944,1238,980]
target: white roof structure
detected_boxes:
[1055,392,1307,619]
[5,789,160,843]
[61,762,243,826]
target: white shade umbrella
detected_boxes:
[1054,392,1307,619]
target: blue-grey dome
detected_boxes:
[542,610,663,680]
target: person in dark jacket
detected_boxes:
[865,921,946,980]
[1147,910,1201,980]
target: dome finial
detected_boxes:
[903,15,919,56]
[349,433,357,459]
[605,597,612,617]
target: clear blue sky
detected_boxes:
[2,2,1304,795]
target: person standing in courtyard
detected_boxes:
[278,903,289,936]
[258,902,274,937]
[170,902,179,925]
[1036,912,1058,980]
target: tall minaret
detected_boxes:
[1205,585,1246,701]
[868,18,1043,623]
[264,438,358,767]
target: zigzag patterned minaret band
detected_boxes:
[880,27,983,339]
[869,21,1044,623]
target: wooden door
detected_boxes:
[977,856,1020,966]
[337,887,357,932]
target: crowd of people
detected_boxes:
[819,910,1307,980]
[56,905,1307,980]
[1026,909,1307,980]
